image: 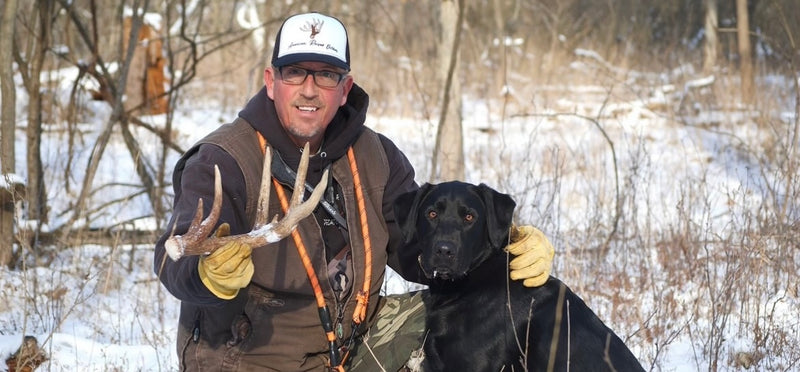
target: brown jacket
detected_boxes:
[155,85,423,371]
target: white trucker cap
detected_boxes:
[271,12,350,71]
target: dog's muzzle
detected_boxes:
[419,252,462,281]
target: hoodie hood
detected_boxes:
[238,83,369,185]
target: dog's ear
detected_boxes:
[477,184,516,248]
[393,183,434,243]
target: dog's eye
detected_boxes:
[428,210,438,219]
[464,213,474,222]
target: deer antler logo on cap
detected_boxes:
[300,18,324,39]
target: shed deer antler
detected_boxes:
[164,143,328,261]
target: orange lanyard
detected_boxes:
[258,134,372,370]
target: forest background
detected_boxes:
[0,0,798,371]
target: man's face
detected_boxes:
[265,61,354,150]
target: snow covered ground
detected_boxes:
[1,63,798,371]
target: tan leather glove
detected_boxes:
[506,225,555,287]
[197,223,254,299]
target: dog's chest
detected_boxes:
[422,257,524,371]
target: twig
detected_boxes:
[547,283,568,372]
[602,333,618,372]
[514,111,622,257]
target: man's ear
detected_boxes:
[264,67,276,100]
[393,183,433,244]
[339,75,354,107]
[477,184,516,248]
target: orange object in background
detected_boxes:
[123,16,168,116]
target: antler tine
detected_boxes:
[292,143,313,206]
[253,147,273,229]
[268,143,328,237]
[164,165,223,260]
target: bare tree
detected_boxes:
[736,0,754,104]
[491,0,509,95]
[14,0,56,238]
[49,0,263,235]
[703,0,719,74]
[55,0,153,231]
[432,0,465,182]
[0,0,20,267]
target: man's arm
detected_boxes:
[377,134,429,284]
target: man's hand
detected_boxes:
[506,225,555,287]
[197,223,254,299]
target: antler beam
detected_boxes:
[164,143,328,260]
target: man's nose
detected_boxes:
[299,74,319,96]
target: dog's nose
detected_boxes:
[435,242,456,258]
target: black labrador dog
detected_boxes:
[394,182,645,372]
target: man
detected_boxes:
[154,12,555,371]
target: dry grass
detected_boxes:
[460,56,800,370]
[4,2,799,369]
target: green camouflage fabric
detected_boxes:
[347,291,426,372]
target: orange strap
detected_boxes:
[272,178,336,328]
[347,147,372,325]
[256,134,372,370]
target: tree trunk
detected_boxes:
[119,120,162,221]
[703,0,719,74]
[432,0,465,182]
[736,0,754,105]
[492,0,507,96]
[0,0,20,267]
[26,0,54,229]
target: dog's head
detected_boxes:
[394,182,516,281]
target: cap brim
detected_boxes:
[273,53,350,71]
